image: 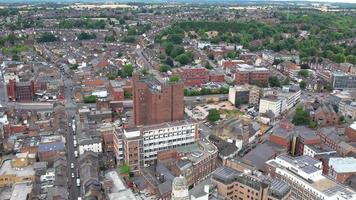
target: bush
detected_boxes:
[159,64,171,72]
[169,75,180,83]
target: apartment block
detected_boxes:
[331,72,356,89]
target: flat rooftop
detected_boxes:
[329,157,356,173]
[0,160,35,177]
[10,182,33,200]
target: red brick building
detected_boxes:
[233,64,270,85]
[6,80,35,102]
[209,72,225,82]
[108,80,124,101]
[132,73,184,126]
[173,66,209,87]
[345,123,356,142]
[328,157,356,184]
[311,104,339,127]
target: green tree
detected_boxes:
[292,105,310,125]
[205,62,213,70]
[207,109,220,122]
[208,53,214,60]
[122,64,134,77]
[159,64,171,72]
[299,80,306,90]
[339,115,346,124]
[268,76,281,87]
[298,69,309,79]
[124,91,132,99]
[169,75,180,83]
[282,77,290,85]
[170,45,185,58]
[163,42,174,55]
[84,95,97,103]
[175,54,190,65]
[227,51,237,59]
[37,32,58,43]
[77,32,96,40]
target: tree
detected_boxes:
[77,32,96,40]
[167,34,183,44]
[163,42,174,55]
[268,76,281,87]
[84,95,97,103]
[292,105,310,125]
[37,32,58,43]
[169,75,180,83]
[12,54,19,61]
[170,45,185,58]
[227,51,237,59]
[208,53,214,60]
[339,115,346,124]
[205,62,213,70]
[175,54,190,65]
[207,109,220,122]
[165,57,174,67]
[298,69,309,79]
[124,91,132,99]
[122,64,134,77]
[159,64,171,72]
[299,80,306,90]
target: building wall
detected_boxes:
[124,138,140,173]
[79,142,102,155]
[133,74,184,126]
[175,68,209,86]
[332,74,356,89]
[141,123,198,167]
[345,127,356,142]
[0,174,35,187]
[259,99,281,117]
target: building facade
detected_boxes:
[133,74,184,126]
[266,154,356,200]
[212,167,291,200]
[123,120,198,172]
[331,72,356,89]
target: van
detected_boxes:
[76,178,80,187]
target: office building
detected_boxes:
[266,154,356,200]
[123,120,198,173]
[212,167,291,200]
[233,64,270,85]
[133,73,184,126]
[331,72,356,89]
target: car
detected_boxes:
[71,173,75,178]
[71,163,74,169]
[74,150,78,158]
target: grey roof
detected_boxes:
[242,143,276,171]
[38,142,65,152]
[156,163,175,182]
[158,181,172,195]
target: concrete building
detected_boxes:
[277,85,301,111]
[133,73,184,126]
[339,101,356,120]
[0,159,35,187]
[171,176,190,200]
[259,96,282,117]
[212,167,291,200]
[331,72,356,89]
[266,154,356,200]
[233,64,270,85]
[228,86,250,106]
[78,138,102,155]
[123,120,198,173]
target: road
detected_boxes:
[61,64,80,200]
